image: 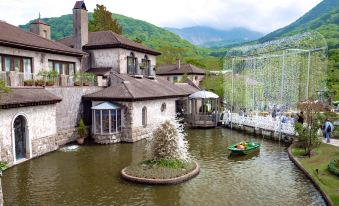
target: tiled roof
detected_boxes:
[58,31,161,56]
[73,1,87,10]
[83,73,197,101]
[87,67,112,76]
[174,83,200,94]
[156,64,206,75]
[0,88,62,109]
[30,18,49,26]
[0,21,85,57]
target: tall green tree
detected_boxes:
[157,44,187,65]
[89,4,122,34]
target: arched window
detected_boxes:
[142,106,147,127]
[161,103,166,112]
[127,52,136,74]
[141,55,151,75]
[13,115,27,160]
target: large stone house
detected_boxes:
[57,1,198,144]
[0,17,101,166]
[157,59,206,87]
[0,1,198,167]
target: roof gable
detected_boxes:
[83,73,198,101]
[73,1,87,10]
[157,64,205,75]
[58,31,161,56]
[0,21,84,57]
[0,88,62,109]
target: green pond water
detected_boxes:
[2,128,325,206]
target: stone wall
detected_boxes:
[0,104,57,165]
[46,86,102,130]
[93,133,122,144]
[0,87,103,166]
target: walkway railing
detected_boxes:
[224,113,295,135]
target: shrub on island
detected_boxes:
[121,120,199,183]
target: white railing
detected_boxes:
[225,113,295,135]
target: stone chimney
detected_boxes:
[176,59,181,69]
[30,13,51,40]
[73,1,88,50]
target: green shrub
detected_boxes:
[328,159,339,176]
[77,118,87,138]
[143,159,186,169]
[0,161,7,172]
[24,80,35,86]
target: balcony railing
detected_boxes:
[0,71,97,87]
[127,65,156,78]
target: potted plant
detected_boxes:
[74,81,82,86]
[35,79,45,86]
[24,80,34,86]
[77,118,87,144]
[46,80,55,86]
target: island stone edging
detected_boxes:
[121,161,200,185]
[287,144,333,206]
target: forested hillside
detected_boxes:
[20,13,224,69]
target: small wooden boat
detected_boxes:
[227,142,260,155]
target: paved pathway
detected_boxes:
[322,138,339,147]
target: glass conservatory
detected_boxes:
[92,102,121,135]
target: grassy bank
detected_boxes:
[292,143,339,205]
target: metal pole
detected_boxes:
[231,58,234,129]
[280,50,286,106]
[253,58,256,111]
[306,50,311,100]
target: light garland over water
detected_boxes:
[223,32,328,113]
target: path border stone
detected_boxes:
[287,144,333,206]
[121,161,200,185]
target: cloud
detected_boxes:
[0,0,322,33]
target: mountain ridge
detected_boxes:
[165,26,263,48]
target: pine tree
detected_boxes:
[89,4,122,34]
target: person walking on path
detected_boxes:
[324,118,334,143]
[297,111,304,124]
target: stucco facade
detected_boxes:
[88,48,156,74]
[165,74,204,87]
[0,45,82,75]
[91,98,177,144]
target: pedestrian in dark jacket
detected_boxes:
[297,111,304,124]
[324,118,334,143]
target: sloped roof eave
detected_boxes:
[83,43,161,56]
[0,40,85,57]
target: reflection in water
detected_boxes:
[3,128,325,206]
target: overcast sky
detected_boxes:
[0,0,322,34]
